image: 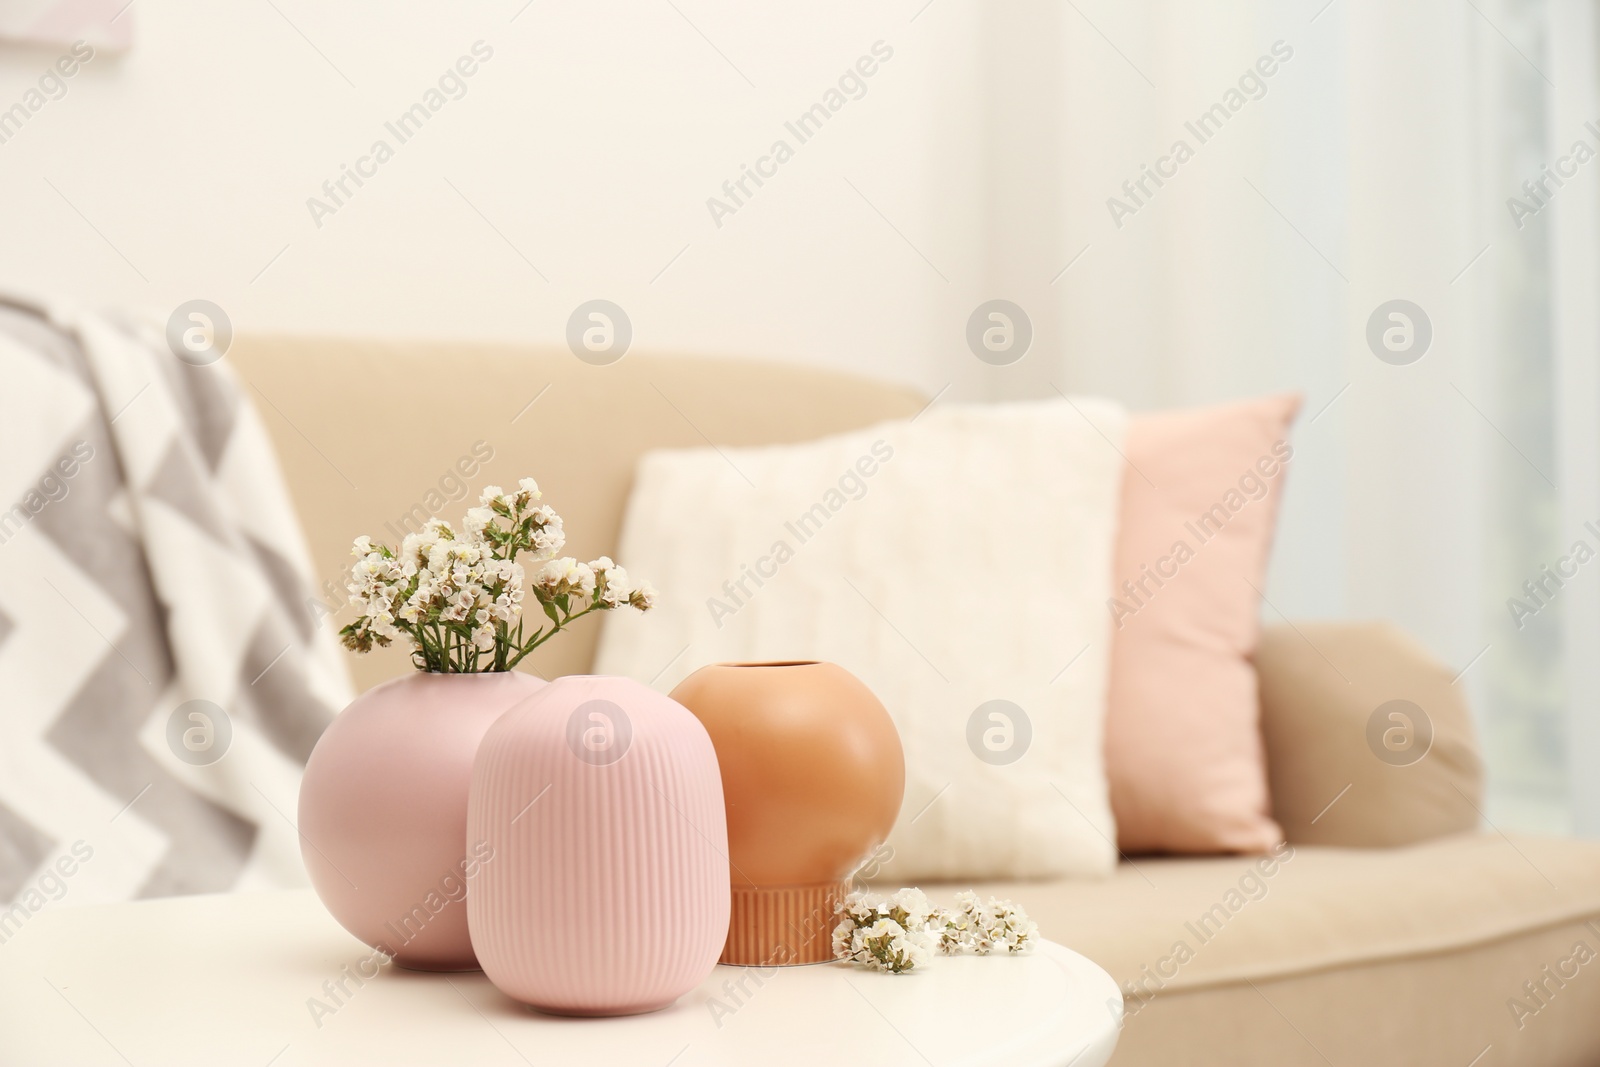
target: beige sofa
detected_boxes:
[233,337,1600,1067]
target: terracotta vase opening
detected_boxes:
[722,660,821,668]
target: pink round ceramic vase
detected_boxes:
[467,675,730,1016]
[298,670,545,971]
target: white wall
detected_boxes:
[0,0,997,393]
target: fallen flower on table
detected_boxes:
[832,887,1039,974]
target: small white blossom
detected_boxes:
[527,506,565,560]
[941,891,1038,956]
[889,887,935,929]
[535,557,596,601]
[833,916,931,974]
[627,579,658,611]
[592,558,634,608]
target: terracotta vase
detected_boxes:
[668,661,904,966]
[297,670,545,971]
[466,675,729,1016]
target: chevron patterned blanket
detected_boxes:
[0,295,351,919]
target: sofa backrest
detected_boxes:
[227,336,926,693]
[230,337,1483,847]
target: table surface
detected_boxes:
[0,889,1122,1067]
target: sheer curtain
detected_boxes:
[966,0,1594,833]
[1549,0,1600,837]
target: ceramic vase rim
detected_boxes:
[717,659,821,667]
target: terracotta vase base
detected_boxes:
[721,881,849,967]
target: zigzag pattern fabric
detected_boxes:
[0,294,350,913]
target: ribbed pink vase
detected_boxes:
[466,675,730,1016]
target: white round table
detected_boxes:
[0,890,1122,1066]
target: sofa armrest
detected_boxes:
[1255,621,1485,848]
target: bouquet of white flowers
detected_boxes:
[340,478,655,673]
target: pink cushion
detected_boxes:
[1106,394,1302,854]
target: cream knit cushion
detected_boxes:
[594,399,1127,881]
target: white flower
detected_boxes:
[889,887,935,929]
[951,892,1036,956]
[853,918,929,973]
[526,506,565,560]
[479,485,504,506]
[534,557,573,589]
[833,892,928,972]
[627,579,658,611]
[832,918,856,960]
[845,892,883,922]
[569,561,596,598]
[485,557,522,588]
[862,917,905,949]
[592,559,632,607]
[464,507,495,536]
[518,477,542,500]
[351,535,375,558]
[401,527,450,573]
[534,557,595,601]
